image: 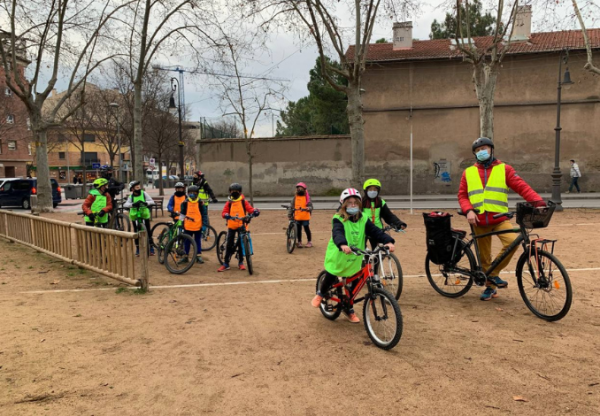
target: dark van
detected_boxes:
[0,178,62,209]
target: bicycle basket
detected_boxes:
[516,201,556,229]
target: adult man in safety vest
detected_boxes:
[192,171,218,228]
[82,178,113,228]
[458,137,544,301]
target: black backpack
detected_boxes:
[423,212,455,265]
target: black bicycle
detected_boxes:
[151,216,217,252]
[111,198,132,232]
[425,201,572,321]
[281,204,309,254]
[216,214,255,275]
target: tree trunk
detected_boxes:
[33,128,53,211]
[81,148,87,198]
[133,82,144,186]
[346,81,365,185]
[246,138,254,206]
[158,155,164,196]
[473,63,498,140]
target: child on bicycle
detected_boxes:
[82,178,113,228]
[167,182,187,220]
[217,183,260,272]
[311,188,395,323]
[123,181,155,256]
[178,185,205,264]
[287,182,313,248]
[362,178,407,248]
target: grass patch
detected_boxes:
[115,287,127,294]
[133,287,148,295]
[115,287,149,295]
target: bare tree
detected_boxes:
[246,0,418,184]
[454,0,519,139]
[0,0,130,210]
[571,0,600,75]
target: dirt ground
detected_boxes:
[1,208,599,415]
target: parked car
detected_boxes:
[0,178,62,209]
[162,175,179,181]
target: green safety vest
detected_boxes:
[324,213,368,277]
[85,189,109,224]
[129,192,150,221]
[198,183,210,204]
[363,199,386,229]
[465,163,509,214]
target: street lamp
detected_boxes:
[551,49,574,212]
[168,77,185,180]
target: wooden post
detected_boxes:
[139,230,149,290]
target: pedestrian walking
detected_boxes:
[566,159,581,194]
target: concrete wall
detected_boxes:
[198,51,600,196]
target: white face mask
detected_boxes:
[367,191,378,199]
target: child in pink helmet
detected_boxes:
[287,182,313,248]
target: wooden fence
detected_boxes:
[0,210,148,289]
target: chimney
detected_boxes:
[393,21,413,50]
[512,5,532,41]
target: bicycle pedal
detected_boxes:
[325,304,334,312]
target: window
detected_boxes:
[59,152,66,160]
[13,180,32,191]
[83,133,95,143]
[84,152,99,165]
[6,115,15,124]
[5,88,12,96]
[28,143,32,156]
[8,140,16,150]
[1,182,11,192]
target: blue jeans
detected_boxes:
[569,177,580,192]
[184,230,202,255]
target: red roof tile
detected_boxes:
[347,29,600,63]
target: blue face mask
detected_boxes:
[188,193,197,199]
[476,149,491,162]
[367,191,378,199]
[346,207,360,215]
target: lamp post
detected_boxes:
[551,49,574,212]
[169,78,185,180]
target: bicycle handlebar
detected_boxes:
[383,225,405,234]
[492,212,515,220]
[281,204,308,212]
[350,244,390,257]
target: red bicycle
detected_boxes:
[315,245,403,350]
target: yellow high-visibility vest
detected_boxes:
[465,163,509,214]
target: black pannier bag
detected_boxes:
[423,212,454,265]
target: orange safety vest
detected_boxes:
[173,195,186,220]
[184,199,202,231]
[227,198,246,230]
[294,195,311,221]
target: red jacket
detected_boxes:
[221,195,255,218]
[82,192,113,215]
[458,159,542,226]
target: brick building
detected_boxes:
[0,30,32,178]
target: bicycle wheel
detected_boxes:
[114,213,131,232]
[243,235,253,275]
[216,231,227,265]
[316,271,342,321]
[164,233,197,274]
[201,225,218,251]
[378,253,403,300]
[151,222,171,242]
[515,249,572,321]
[363,287,403,350]
[426,241,475,298]
[155,227,170,265]
[286,222,296,254]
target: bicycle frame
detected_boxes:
[327,259,376,308]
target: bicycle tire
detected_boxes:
[114,213,131,232]
[216,231,227,265]
[363,287,403,350]
[379,253,403,300]
[515,249,572,321]
[151,222,171,241]
[155,227,170,265]
[286,222,296,254]
[243,235,253,275]
[426,240,475,298]
[316,271,342,321]
[201,225,218,251]
[164,233,197,274]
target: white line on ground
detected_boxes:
[17,267,600,294]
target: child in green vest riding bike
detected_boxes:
[124,181,156,256]
[311,188,395,323]
[82,178,113,228]
[362,178,407,249]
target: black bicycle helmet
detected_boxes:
[129,180,140,191]
[472,137,494,153]
[229,183,242,192]
[188,185,199,193]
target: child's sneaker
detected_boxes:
[239,263,246,271]
[480,286,499,301]
[150,247,156,256]
[177,256,189,265]
[196,256,204,264]
[305,242,313,248]
[342,310,360,323]
[217,264,230,272]
[297,242,303,248]
[311,294,323,308]
[135,247,140,257]
[488,276,508,288]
